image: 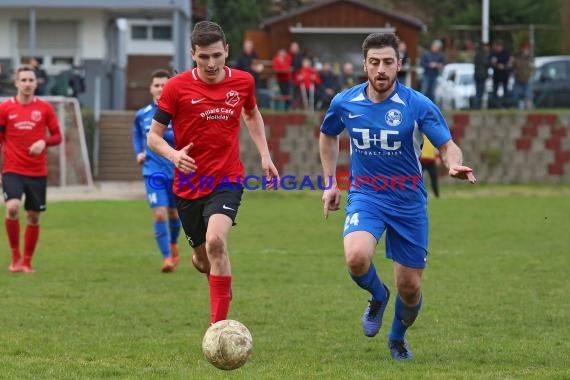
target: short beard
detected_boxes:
[368,75,396,96]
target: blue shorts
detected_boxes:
[343,195,428,269]
[144,176,176,208]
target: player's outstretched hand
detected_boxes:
[261,156,280,189]
[172,143,197,174]
[322,187,341,219]
[449,165,477,183]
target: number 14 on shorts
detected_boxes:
[344,213,360,230]
[148,192,158,205]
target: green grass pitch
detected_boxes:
[1,185,569,379]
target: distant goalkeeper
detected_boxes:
[132,69,181,272]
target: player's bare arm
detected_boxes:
[147,119,196,174]
[241,106,280,187]
[438,139,476,183]
[319,132,342,218]
[136,152,146,164]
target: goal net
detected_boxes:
[0,96,93,187]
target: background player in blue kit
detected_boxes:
[319,33,476,360]
[133,69,181,272]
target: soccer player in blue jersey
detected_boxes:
[133,69,181,272]
[319,33,476,360]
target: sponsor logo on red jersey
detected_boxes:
[225,90,240,107]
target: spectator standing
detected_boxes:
[0,63,9,95]
[420,40,444,101]
[288,42,304,109]
[294,57,321,112]
[271,48,293,110]
[317,62,340,110]
[511,42,533,109]
[339,62,357,90]
[68,66,86,99]
[29,57,48,96]
[489,39,513,108]
[288,41,304,75]
[235,39,264,89]
[397,40,410,85]
[473,41,490,109]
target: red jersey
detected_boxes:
[294,67,321,88]
[158,66,256,199]
[0,97,62,176]
[272,54,292,83]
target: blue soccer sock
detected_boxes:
[389,293,422,342]
[169,218,181,244]
[350,262,388,301]
[154,220,171,259]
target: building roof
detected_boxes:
[0,0,191,16]
[261,0,425,30]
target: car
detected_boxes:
[434,63,476,110]
[530,56,570,108]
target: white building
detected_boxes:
[0,0,195,110]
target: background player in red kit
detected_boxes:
[0,65,62,273]
[147,21,279,325]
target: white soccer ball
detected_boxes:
[202,319,253,370]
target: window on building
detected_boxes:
[152,25,172,40]
[52,57,74,66]
[17,20,79,74]
[130,24,172,41]
[131,25,148,40]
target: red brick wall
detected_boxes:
[239,111,570,184]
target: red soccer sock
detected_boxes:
[209,275,232,325]
[5,218,21,262]
[23,224,40,266]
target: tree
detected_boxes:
[197,0,563,57]
[201,0,272,61]
[561,0,570,53]
[399,0,561,55]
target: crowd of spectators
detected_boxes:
[419,37,535,110]
[0,58,85,99]
[233,39,374,112]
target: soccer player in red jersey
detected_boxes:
[147,21,279,325]
[0,65,62,273]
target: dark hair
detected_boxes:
[150,69,171,83]
[191,21,227,50]
[362,33,400,60]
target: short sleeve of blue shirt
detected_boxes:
[320,93,345,136]
[417,98,451,148]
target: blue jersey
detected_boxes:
[133,102,175,179]
[321,81,451,208]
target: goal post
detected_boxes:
[0,95,94,188]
